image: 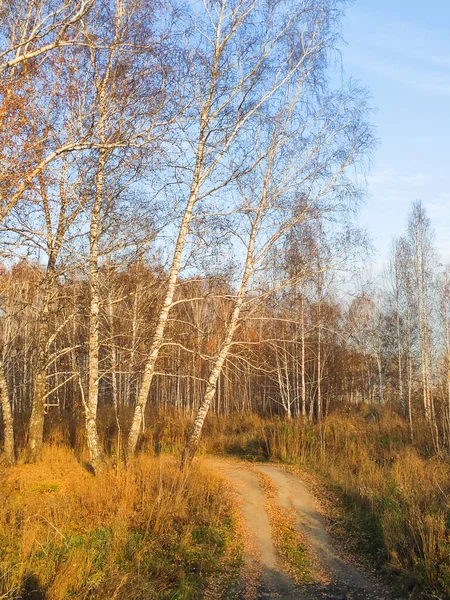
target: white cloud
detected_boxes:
[367,171,433,187]
[349,56,450,97]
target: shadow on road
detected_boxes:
[240,566,391,599]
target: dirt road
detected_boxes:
[206,458,395,600]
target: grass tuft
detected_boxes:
[0,446,241,600]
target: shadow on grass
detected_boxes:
[21,574,46,600]
[221,439,269,461]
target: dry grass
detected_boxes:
[257,471,312,585]
[130,408,450,598]
[4,407,450,598]
[201,410,450,599]
[0,445,241,600]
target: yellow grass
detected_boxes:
[132,408,450,597]
[0,445,241,600]
[203,410,450,598]
[3,407,450,598]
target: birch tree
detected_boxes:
[127,0,340,458]
[182,44,372,464]
[0,358,14,465]
[407,202,438,447]
[442,268,450,443]
[27,158,79,460]
[0,0,97,224]
[0,0,95,75]
[390,239,406,416]
[62,0,177,472]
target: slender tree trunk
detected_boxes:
[283,343,292,418]
[28,260,55,461]
[28,368,46,459]
[415,233,431,422]
[377,355,384,405]
[309,378,315,421]
[126,49,217,459]
[86,145,107,474]
[107,286,122,461]
[182,180,265,464]
[405,275,414,441]
[316,224,322,421]
[182,293,246,466]
[317,317,322,421]
[444,280,450,445]
[421,269,439,449]
[126,156,205,458]
[275,344,292,418]
[301,293,307,417]
[0,360,14,465]
[394,257,405,416]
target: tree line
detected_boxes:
[1,0,446,473]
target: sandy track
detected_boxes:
[206,458,395,600]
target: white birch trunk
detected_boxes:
[126,12,222,458]
[317,317,322,420]
[181,291,247,465]
[0,360,14,465]
[86,144,107,474]
[444,280,450,440]
[126,143,206,459]
[393,252,405,416]
[301,293,307,417]
[28,258,55,460]
[405,264,414,440]
[182,167,266,465]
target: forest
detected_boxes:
[0,0,449,599]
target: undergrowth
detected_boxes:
[116,408,450,599]
[3,407,450,599]
[259,412,450,599]
[0,446,241,600]
[196,409,450,599]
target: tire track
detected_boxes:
[205,458,396,600]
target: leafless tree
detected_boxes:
[181,36,373,464]
[127,0,343,458]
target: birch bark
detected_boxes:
[0,360,14,465]
[127,0,309,457]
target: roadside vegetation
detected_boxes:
[261,410,450,600]
[208,409,450,600]
[2,407,450,599]
[0,446,241,600]
[86,406,449,600]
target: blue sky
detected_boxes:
[340,0,450,265]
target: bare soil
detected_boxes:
[205,458,398,600]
